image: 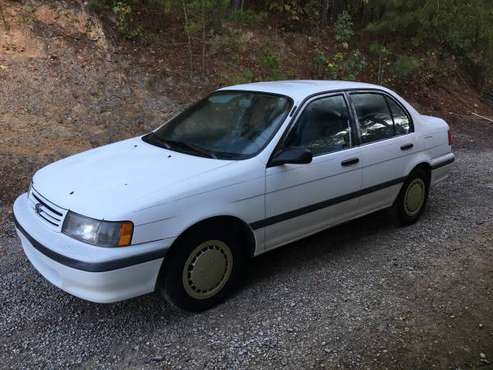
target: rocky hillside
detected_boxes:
[0,0,179,223]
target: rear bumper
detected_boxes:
[431,153,455,185]
[13,193,173,303]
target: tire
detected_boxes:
[157,225,246,312]
[392,167,430,226]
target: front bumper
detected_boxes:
[13,193,173,303]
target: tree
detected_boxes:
[230,0,243,11]
[320,0,346,27]
[320,0,329,27]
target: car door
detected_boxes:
[263,93,363,251]
[348,91,416,213]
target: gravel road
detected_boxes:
[1,1,492,368]
[1,123,492,369]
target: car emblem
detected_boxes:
[34,203,42,214]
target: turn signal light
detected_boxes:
[118,222,134,247]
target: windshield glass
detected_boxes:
[144,91,292,159]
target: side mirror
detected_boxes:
[269,147,313,166]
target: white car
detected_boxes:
[13,81,454,311]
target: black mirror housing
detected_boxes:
[269,148,313,167]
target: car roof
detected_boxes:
[218,80,386,102]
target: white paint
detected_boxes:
[13,80,454,303]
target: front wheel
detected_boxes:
[392,168,430,226]
[157,227,246,312]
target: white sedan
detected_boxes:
[13,81,454,311]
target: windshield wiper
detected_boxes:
[164,139,217,159]
[145,133,216,159]
[146,132,171,149]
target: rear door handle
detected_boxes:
[341,158,359,167]
[400,143,414,151]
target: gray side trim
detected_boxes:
[250,176,406,230]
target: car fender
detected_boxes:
[130,165,265,247]
[403,151,434,181]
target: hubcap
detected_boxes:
[182,240,233,300]
[404,178,426,216]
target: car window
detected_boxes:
[285,95,351,157]
[351,93,395,144]
[386,96,411,135]
[147,92,292,159]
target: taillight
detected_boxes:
[448,130,452,146]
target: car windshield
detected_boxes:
[143,91,293,160]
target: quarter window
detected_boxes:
[285,95,351,156]
[386,97,411,135]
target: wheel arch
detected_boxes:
[407,161,432,185]
[167,215,257,259]
[392,161,432,208]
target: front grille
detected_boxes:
[29,187,67,230]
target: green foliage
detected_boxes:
[364,0,493,86]
[224,46,288,83]
[225,67,255,85]
[314,50,367,81]
[391,55,421,81]
[312,49,327,78]
[223,50,256,84]
[85,0,493,87]
[87,0,108,13]
[334,11,353,44]
[258,50,286,80]
[209,29,253,55]
[314,11,366,81]
[368,43,390,58]
[87,0,128,14]
[268,0,304,29]
[368,43,392,84]
[87,0,143,38]
[113,2,143,39]
[227,9,267,25]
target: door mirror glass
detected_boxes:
[270,147,313,166]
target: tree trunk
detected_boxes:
[181,0,194,79]
[201,0,206,76]
[329,0,345,22]
[320,0,329,27]
[230,0,242,10]
[321,0,346,26]
[211,0,224,33]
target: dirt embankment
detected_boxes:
[0,0,180,225]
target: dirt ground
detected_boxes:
[1,129,492,369]
[1,1,493,369]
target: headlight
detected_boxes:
[62,211,133,247]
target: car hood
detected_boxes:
[32,137,234,219]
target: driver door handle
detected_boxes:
[341,158,359,167]
[400,143,414,151]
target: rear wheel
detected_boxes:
[392,168,430,225]
[157,226,246,312]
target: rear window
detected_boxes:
[351,93,394,144]
[351,92,413,144]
